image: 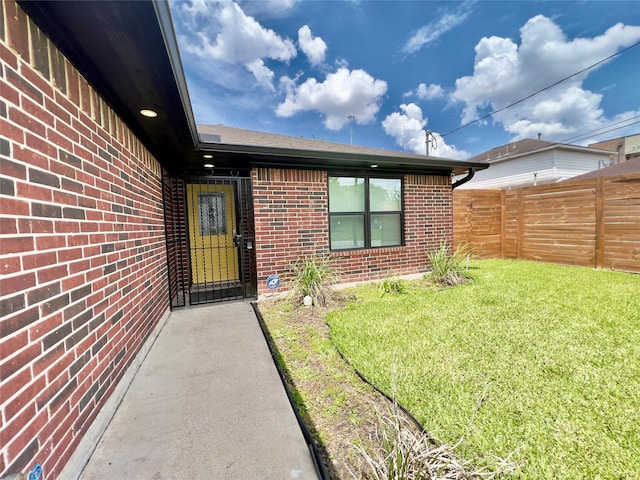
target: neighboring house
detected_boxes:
[568,156,640,181]
[588,133,640,165]
[0,1,487,477]
[455,138,615,189]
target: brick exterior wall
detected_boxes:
[252,168,453,295]
[588,136,640,163]
[0,2,169,477]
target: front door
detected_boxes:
[187,180,240,302]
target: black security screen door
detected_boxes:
[163,175,256,307]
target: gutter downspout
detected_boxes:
[452,168,475,189]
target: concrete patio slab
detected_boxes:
[79,301,319,480]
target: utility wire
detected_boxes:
[559,114,640,144]
[560,119,640,145]
[442,40,640,138]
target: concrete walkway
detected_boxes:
[80,301,319,480]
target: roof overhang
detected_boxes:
[188,141,486,176]
[18,0,198,175]
[19,0,486,178]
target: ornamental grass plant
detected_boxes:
[426,242,472,286]
[353,399,516,480]
[288,253,337,307]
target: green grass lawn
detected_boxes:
[326,260,640,479]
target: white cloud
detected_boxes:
[238,0,299,19]
[334,58,349,69]
[177,1,296,90]
[382,104,427,154]
[276,67,387,130]
[573,110,640,145]
[298,25,327,67]
[404,83,445,100]
[451,15,640,140]
[402,1,475,54]
[245,59,276,91]
[427,132,469,160]
[382,104,469,159]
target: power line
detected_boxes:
[560,119,640,145]
[559,114,640,144]
[465,115,640,160]
[442,40,640,138]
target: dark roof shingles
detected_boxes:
[198,124,447,161]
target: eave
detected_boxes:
[18,0,198,176]
[188,141,487,176]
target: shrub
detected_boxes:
[353,400,517,480]
[288,254,337,307]
[426,242,472,286]
[378,277,407,297]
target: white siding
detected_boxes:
[457,148,612,189]
[457,151,554,189]
[553,149,607,180]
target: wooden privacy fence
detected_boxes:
[453,172,640,273]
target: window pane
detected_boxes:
[370,214,401,247]
[370,178,401,211]
[199,193,226,235]
[329,177,365,212]
[330,215,365,250]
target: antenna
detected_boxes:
[347,115,355,145]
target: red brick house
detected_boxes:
[0,1,486,477]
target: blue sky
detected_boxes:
[169,0,640,159]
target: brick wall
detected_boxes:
[252,168,453,294]
[0,1,169,477]
[253,168,328,294]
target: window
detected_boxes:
[198,192,226,235]
[328,176,402,250]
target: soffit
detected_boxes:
[17,0,197,175]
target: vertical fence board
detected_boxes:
[500,190,506,259]
[504,191,519,259]
[595,177,604,269]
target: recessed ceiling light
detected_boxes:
[139,109,158,118]
[204,163,215,168]
[370,164,379,168]
[203,154,213,159]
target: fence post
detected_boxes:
[516,190,524,259]
[595,177,604,269]
[500,190,506,259]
